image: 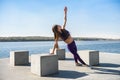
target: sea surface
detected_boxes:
[0,41,120,58]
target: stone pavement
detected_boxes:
[0,52,120,80]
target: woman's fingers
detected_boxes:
[64,6,67,12]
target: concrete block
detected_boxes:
[10,50,29,66]
[50,49,65,60]
[78,50,99,66]
[31,54,58,76]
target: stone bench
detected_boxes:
[78,50,99,66]
[31,54,58,76]
[10,50,29,66]
[50,48,65,60]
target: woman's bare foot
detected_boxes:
[76,63,82,66]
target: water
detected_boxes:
[0,41,120,58]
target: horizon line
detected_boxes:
[0,35,120,40]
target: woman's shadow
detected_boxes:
[91,63,120,75]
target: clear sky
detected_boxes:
[0,0,120,39]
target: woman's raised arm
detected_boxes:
[62,6,67,29]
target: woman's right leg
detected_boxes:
[67,41,78,63]
[72,53,78,63]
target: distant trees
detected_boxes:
[0,36,54,42]
[0,36,118,42]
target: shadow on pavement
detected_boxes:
[91,63,120,75]
[47,70,88,79]
[99,63,120,68]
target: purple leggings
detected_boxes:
[67,40,86,65]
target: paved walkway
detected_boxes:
[0,52,120,80]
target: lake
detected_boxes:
[0,40,120,58]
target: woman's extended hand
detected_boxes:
[64,6,67,14]
[50,53,54,55]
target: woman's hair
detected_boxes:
[52,25,60,40]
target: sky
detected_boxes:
[0,0,120,39]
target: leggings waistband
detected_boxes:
[67,40,75,46]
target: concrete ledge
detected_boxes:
[50,49,65,60]
[78,50,99,66]
[10,50,29,66]
[31,54,58,76]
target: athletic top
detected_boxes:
[59,29,70,41]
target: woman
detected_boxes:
[51,6,88,66]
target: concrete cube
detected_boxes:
[10,50,29,66]
[50,48,65,60]
[78,50,99,66]
[31,54,58,76]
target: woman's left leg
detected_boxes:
[75,52,86,65]
[67,41,86,65]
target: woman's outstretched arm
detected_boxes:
[51,38,59,54]
[63,6,67,29]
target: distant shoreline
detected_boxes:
[0,36,119,42]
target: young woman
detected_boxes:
[51,6,88,66]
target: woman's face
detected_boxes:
[57,25,62,32]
